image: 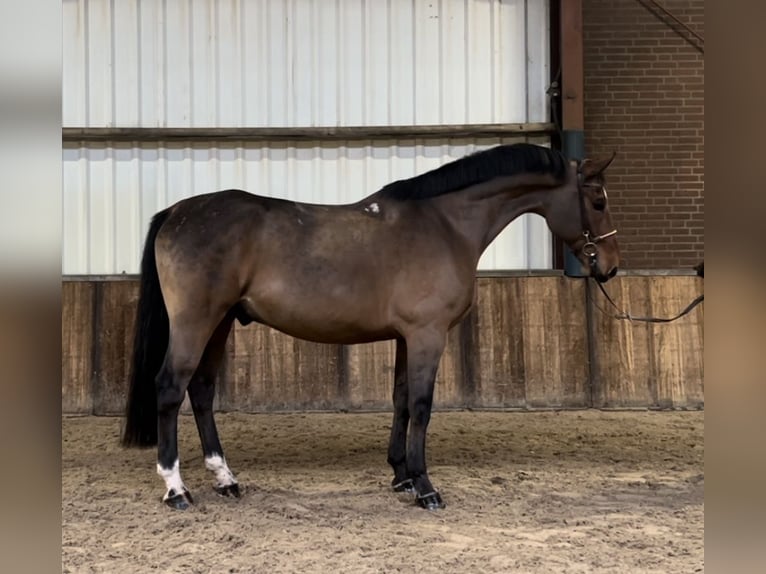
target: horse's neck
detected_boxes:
[433,176,551,258]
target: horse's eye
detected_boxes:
[593,197,606,211]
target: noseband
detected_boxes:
[576,162,617,266]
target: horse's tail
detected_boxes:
[121,208,172,448]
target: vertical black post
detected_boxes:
[559,0,587,278]
[561,129,586,277]
[584,278,600,407]
[559,0,597,406]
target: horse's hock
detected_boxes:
[62,273,704,414]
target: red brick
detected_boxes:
[583,0,704,269]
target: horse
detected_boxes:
[120,142,620,511]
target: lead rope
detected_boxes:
[573,161,704,323]
[589,279,704,323]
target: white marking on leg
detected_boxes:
[205,454,237,487]
[157,459,186,500]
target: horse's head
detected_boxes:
[545,153,620,282]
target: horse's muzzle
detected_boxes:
[593,266,618,283]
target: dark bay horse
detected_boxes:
[121,143,620,510]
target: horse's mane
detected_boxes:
[378,143,568,201]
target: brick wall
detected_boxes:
[583,0,704,269]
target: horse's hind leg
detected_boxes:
[387,338,414,493]
[156,315,223,510]
[188,313,240,498]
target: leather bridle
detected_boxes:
[576,161,617,269]
[575,162,704,323]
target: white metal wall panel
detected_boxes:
[63,137,553,275]
[62,0,550,127]
[62,0,553,274]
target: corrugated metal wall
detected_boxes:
[62,0,552,275]
[63,0,550,127]
[63,137,553,274]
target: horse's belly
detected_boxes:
[239,291,395,345]
[256,314,395,345]
[275,323,395,345]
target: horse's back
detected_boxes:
[152,190,390,328]
[152,189,476,344]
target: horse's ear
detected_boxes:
[582,151,617,177]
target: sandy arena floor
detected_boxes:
[62,410,703,573]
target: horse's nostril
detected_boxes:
[609,267,618,278]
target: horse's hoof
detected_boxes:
[392,478,416,494]
[164,488,193,510]
[416,491,445,510]
[214,483,241,498]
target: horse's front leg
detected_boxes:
[387,338,414,493]
[404,327,447,510]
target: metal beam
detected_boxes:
[558,0,598,408]
[638,0,704,53]
[62,123,556,143]
[559,0,587,278]
[560,0,585,132]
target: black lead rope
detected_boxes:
[574,160,703,323]
[590,280,704,324]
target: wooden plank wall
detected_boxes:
[61,282,95,413]
[592,276,704,408]
[61,275,704,414]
